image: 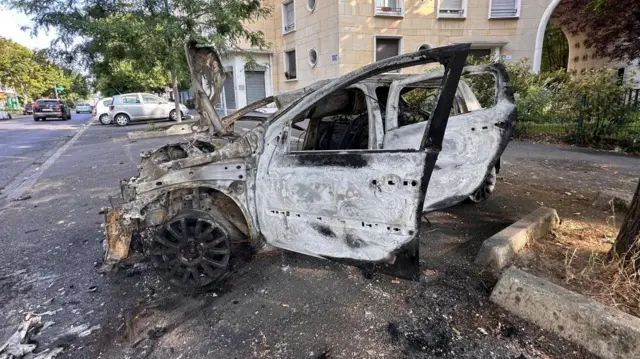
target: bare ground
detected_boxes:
[2,129,638,359]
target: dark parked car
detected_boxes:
[23,102,33,115]
[33,99,71,121]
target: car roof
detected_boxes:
[36,98,60,101]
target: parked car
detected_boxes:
[76,102,92,114]
[108,93,189,126]
[23,102,33,115]
[93,98,113,125]
[103,44,517,292]
[33,99,71,121]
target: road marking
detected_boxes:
[0,121,93,211]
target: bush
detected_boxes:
[466,56,636,148]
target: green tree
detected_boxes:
[6,0,270,123]
[0,37,87,103]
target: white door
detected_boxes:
[254,45,468,267]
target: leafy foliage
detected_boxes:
[555,0,640,62]
[466,57,636,147]
[5,0,271,100]
[0,37,88,103]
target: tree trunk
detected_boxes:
[170,69,182,123]
[183,41,226,135]
[610,178,640,260]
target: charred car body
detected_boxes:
[104,44,516,291]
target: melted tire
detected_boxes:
[466,167,497,203]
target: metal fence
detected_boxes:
[515,90,640,150]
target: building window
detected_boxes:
[489,0,520,19]
[282,0,295,33]
[437,0,466,18]
[285,49,297,80]
[308,48,318,67]
[307,0,316,12]
[375,0,403,16]
[375,36,402,62]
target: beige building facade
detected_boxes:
[217,0,635,110]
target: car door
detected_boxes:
[141,94,165,119]
[254,45,468,266]
[382,64,517,212]
[121,94,144,120]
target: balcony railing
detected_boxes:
[438,8,465,17]
[490,8,518,18]
[375,0,402,15]
[284,23,295,32]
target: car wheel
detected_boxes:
[99,114,112,125]
[169,110,185,121]
[149,209,231,293]
[467,167,497,203]
[33,117,39,122]
[114,113,130,126]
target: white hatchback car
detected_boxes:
[108,93,189,126]
[93,97,113,125]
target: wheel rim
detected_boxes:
[115,115,128,125]
[99,115,111,124]
[469,167,497,203]
[150,210,231,290]
[170,111,177,120]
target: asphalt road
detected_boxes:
[0,112,93,194]
[0,120,636,358]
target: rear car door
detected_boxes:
[120,94,144,120]
[141,94,166,119]
[382,65,517,211]
[255,45,469,270]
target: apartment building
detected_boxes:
[217,0,633,110]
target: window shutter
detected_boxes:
[286,3,295,26]
[440,0,463,10]
[490,0,518,18]
[376,38,400,61]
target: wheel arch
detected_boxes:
[139,184,261,249]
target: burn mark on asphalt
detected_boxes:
[345,234,365,248]
[312,224,336,238]
[293,153,368,168]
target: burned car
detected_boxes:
[104,44,516,291]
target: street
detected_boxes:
[0,113,93,197]
[2,117,638,358]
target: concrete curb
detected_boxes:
[491,267,640,359]
[127,122,196,140]
[475,207,559,269]
[592,190,632,212]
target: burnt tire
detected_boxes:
[149,209,231,293]
[467,167,497,203]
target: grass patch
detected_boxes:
[523,217,640,317]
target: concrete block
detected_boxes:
[491,267,640,359]
[127,123,194,140]
[475,207,559,269]
[592,190,633,212]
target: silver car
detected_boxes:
[75,103,92,114]
[108,93,189,126]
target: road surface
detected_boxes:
[1,118,636,358]
[0,113,93,194]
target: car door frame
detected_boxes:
[141,94,166,119]
[120,94,145,120]
[253,44,470,277]
[382,64,517,211]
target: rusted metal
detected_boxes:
[103,44,517,288]
[103,207,135,265]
